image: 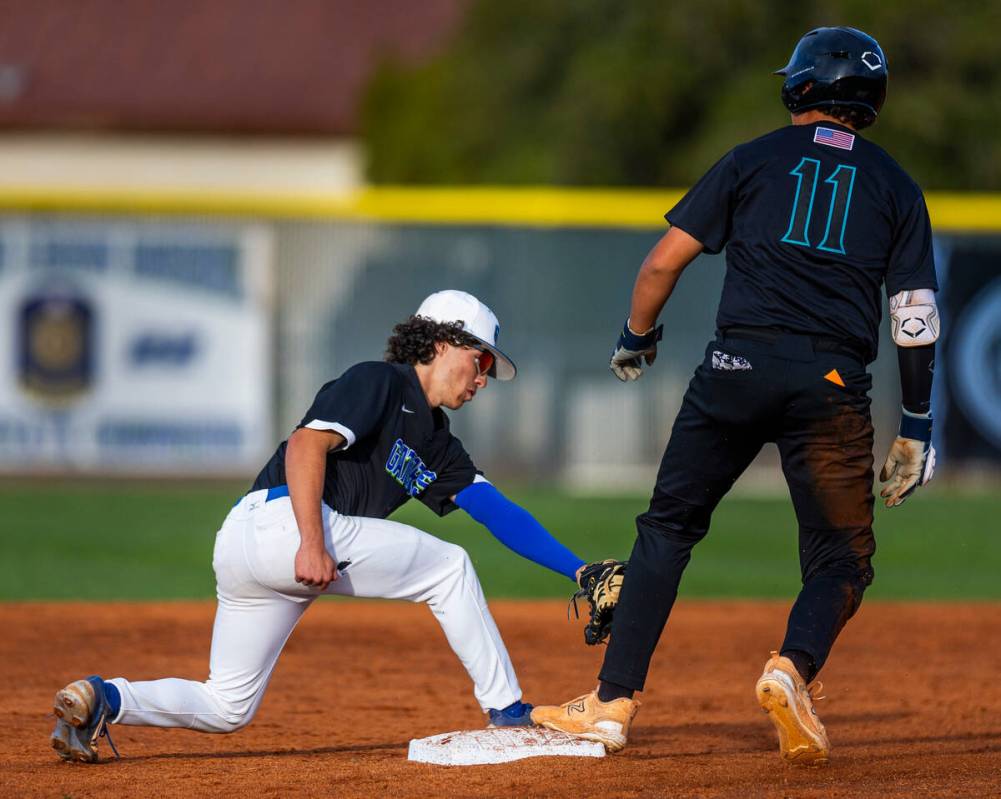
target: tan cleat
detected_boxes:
[755,652,830,766]
[530,690,640,753]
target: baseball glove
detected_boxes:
[569,559,627,645]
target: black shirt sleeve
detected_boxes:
[419,433,480,517]
[298,362,399,449]
[885,194,939,295]
[665,150,739,254]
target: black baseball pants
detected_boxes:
[600,330,876,690]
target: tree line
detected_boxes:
[363,0,1001,190]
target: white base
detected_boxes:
[407,727,606,765]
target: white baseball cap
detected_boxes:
[415,290,517,381]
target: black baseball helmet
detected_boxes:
[775,27,888,128]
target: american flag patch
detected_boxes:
[814,126,855,151]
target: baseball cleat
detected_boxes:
[530,690,640,752]
[51,676,119,763]
[755,652,829,766]
[486,700,535,728]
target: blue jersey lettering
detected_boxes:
[385,438,438,497]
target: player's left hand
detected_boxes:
[879,412,935,507]
[610,320,663,382]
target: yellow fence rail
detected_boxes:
[0,186,998,232]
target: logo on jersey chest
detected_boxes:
[385,438,438,497]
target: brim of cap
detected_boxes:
[470,336,517,381]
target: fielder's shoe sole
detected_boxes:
[50,718,75,760]
[530,691,640,753]
[756,655,829,766]
[51,677,117,763]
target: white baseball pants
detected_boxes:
[108,488,522,732]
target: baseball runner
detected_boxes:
[532,27,939,765]
[51,290,597,763]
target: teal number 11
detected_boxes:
[780,157,857,254]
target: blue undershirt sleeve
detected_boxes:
[454,482,585,581]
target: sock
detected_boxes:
[103,680,122,720]
[781,649,816,684]
[597,680,634,702]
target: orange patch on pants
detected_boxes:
[824,369,846,387]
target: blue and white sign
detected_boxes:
[0,219,273,474]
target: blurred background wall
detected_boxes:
[1,0,999,489]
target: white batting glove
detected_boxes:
[610,320,663,382]
[879,410,936,507]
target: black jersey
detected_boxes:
[251,362,479,518]
[666,121,938,363]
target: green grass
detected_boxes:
[1,481,997,601]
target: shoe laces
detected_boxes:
[87,707,121,760]
[799,680,826,719]
[100,721,121,760]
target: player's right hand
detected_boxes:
[610,319,663,381]
[879,411,935,507]
[294,546,339,590]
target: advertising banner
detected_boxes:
[0,218,273,474]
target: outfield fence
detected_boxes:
[1,188,999,487]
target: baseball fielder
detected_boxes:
[533,27,939,765]
[51,290,590,763]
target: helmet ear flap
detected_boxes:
[780,78,815,114]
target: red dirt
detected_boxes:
[3,600,1000,798]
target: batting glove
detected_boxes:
[879,409,936,507]
[610,320,663,382]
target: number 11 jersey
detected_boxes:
[666,120,939,364]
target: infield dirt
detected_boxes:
[3,600,999,798]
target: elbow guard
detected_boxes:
[889,289,939,347]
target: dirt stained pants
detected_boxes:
[601,331,876,689]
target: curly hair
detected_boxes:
[385,315,482,366]
[792,82,877,130]
[826,104,876,131]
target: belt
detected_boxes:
[265,485,290,502]
[720,326,864,361]
[234,484,290,508]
